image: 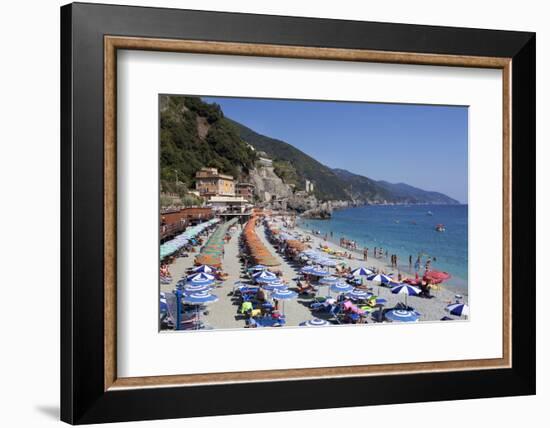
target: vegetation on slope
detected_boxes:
[160,95,257,191]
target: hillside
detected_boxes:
[231,120,459,204]
[332,169,460,205]
[160,96,459,206]
[160,95,257,193]
[230,120,352,201]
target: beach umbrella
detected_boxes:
[253,270,279,284]
[191,264,217,274]
[300,318,330,327]
[160,293,168,313]
[346,288,372,301]
[375,297,388,305]
[385,308,420,323]
[330,282,354,294]
[309,266,330,277]
[318,276,341,285]
[446,303,469,317]
[183,284,211,295]
[186,272,216,287]
[318,259,337,267]
[187,272,215,281]
[182,291,218,330]
[249,264,267,272]
[271,289,298,317]
[391,283,421,307]
[351,267,375,277]
[261,281,288,292]
[300,265,316,274]
[366,273,393,284]
[252,269,273,277]
[367,273,393,294]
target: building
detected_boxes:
[160,207,214,240]
[236,182,255,202]
[305,179,314,193]
[258,157,273,167]
[195,167,235,198]
[208,196,252,214]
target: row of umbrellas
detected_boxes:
[160,218,220,260]
[243,216,281,267]
[194,217,238,267]
[173,266,221,330]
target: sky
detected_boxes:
[203,96,468,203]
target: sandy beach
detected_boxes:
[162,215,468,331]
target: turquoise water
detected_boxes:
[298,205,468,290]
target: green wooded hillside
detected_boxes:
[160,95,257,192]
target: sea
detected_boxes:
[297,204,468,292]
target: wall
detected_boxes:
[0,1,546,427]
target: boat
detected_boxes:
[427,210,433,216]
[435,223,446,232]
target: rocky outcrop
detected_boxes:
[286,191,318,212]
[302,205,332,219]
[248,164,293,203]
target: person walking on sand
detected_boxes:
[363,248,368,261]
[409,255,412,268]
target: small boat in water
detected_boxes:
[427,210,433,216]
[435,223,446,232]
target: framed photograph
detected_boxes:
[61,2,536,424]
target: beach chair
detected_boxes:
[330,305,344,324]
[255,315,286,328]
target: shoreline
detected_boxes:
[292,222,468,297]
[295,204,468,293]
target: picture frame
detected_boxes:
[61,2,535,424]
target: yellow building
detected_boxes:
[195,167,235,198]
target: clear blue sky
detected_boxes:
[203,96,468,203]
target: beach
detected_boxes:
[161,213,468,331]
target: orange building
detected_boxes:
[195,167,235,198]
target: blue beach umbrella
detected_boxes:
[385,309,420,323]
[182,291,219,330]
[183,284,211,295]
[330,282,354,294]
[192,264,217,274]
[375,297,388,305]
[446,303,469,317]
[253,270,279,284]
[160,293,168,313]
[300,318,330,327]
[366,273,393,284]
[318,276,341,285]
[187,272,215,281]
[309,266,330,277]
[249,264,267,272]
[318,259,337,267]
[271,289,298,300]
[346,288,372,301]
[252,269,275,278]
[187,272,216,287]
[271,289,298,316]
[183,291,218,305]
[262,281,288,292]
[300,265,316,274]
[351,267,375,277]
[391,283,421,307]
